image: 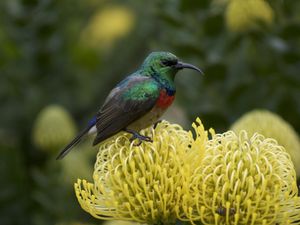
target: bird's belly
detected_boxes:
[127,107,166,131]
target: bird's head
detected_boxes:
[140,51,203,80]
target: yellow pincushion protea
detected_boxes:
[32,105,76,152]
[231,109,300,177]
[74,120,209,224]
[181,130,300,224]
[74,118,300,224]
[225,0,274,32]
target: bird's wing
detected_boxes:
[93,75,160,145]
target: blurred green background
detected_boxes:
[1,0,300,225]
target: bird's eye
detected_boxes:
[161,59,178,67]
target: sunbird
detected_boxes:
[56,51,203,159]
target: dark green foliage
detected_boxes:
[0,0,300,224]
[0,0,155,224]
[153,0,300,134]
[0,142,29,225]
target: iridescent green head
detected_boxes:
[140,51,203,80]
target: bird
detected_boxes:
[56,51,203,159]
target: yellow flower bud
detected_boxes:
[103,221,140,225]
[81,6,135,49]
[60,144,94,185]
[32,105,76,152]
[231,109,300,177]
[56,222,94,225]
[226,0,274,32]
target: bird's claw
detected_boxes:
[125,128,153,146]
[130,134,153,146]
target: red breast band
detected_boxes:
[156,90,175,109]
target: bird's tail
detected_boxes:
[56,125,93,160]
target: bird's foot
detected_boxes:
[131,135,152,146]
[153,120,163,129]
[124,128,153,146]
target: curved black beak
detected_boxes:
[175,61,204,75]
